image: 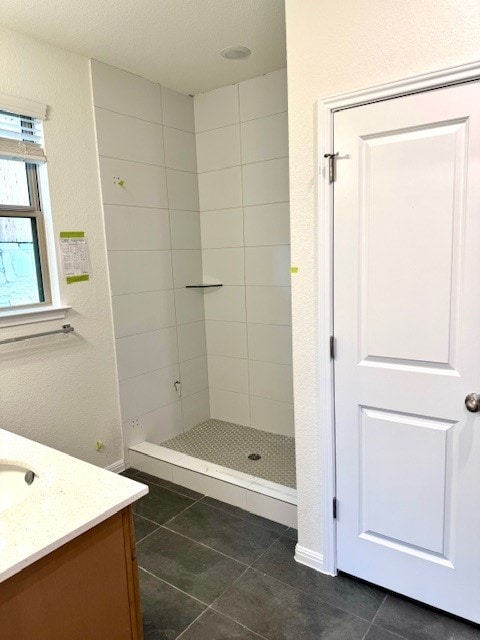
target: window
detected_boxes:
[0,110,50,310]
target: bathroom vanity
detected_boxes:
[0,429,147,640]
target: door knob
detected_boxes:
[465,393,480,412]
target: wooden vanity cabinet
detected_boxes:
[0,506,143,640]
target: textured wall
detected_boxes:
[0,27,123,466]
[285,0,480,559]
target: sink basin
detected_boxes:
[0,463,36,512]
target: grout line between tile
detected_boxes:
[202,200,289,214]
[197,497,287,533]
[159,524,250,567]
[108,248,174,253]
[138,566,209,607]
[101,150,199,175]
[94,104,164,127]
[363,620,409,640]
[236,84,253,430]
[363,595,414,640]
[134,525,161,545]
[361,593,389,640]
[196,154,289,176]
[196,108,288,134]
[111,286,176,297]
[156,493,205,526]
[118,360,179,385]
[133,512,162,527]
[135,476,205,501]
[190,499,288,536]
[245,564,374,627]
[161,124,186,432]
[135,493,204,544]
[203,243,290,250]
[208,564,250,606]
[174,608,211,640]
[99,153,167,169]
[103,200,199,212]
[202,526,287,638]
[202,607,270,640]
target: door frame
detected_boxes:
[316,59,480,576]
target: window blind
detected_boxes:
[0,110,46,164]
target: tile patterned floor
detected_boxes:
[161,419,296,488]
[123,469,480,640]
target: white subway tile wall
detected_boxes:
[195,69,293,436]
[92,61,293,449]
[201,208,244,248]
[91,60,208,448]
[91,60,163,122]
[238,68,288,121]
[161,86,195,132]
[194,84,240,132]
[103,205,171,251]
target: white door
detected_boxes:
[334,81,480,623]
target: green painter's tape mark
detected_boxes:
[60,231,85,238]
[290,266,299,274]
[66,274,89,284]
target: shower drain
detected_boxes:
[248,453,261,461]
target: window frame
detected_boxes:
[0,160,52,311]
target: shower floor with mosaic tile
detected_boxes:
[161,419,296,489]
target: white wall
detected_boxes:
[285,0,480,560]
[0,28,123,466]
[91,61,209,450]
[195,69,294,436]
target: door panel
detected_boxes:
[360,407,454,557]
[360,121,466,366]
[334,82,480,623]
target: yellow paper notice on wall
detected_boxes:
[290,266,299,273]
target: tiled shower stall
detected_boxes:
[91,61,295,525]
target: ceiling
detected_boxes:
[0,0,287,95]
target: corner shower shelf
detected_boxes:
[185,283,223,289]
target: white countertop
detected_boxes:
[0,428,148,582]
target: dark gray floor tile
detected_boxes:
[283,528,298,541]
[167,502,280,565]
[135,472,204,500]
[178,609,264,640]
[375,595,480,640]
[134,514,159,543]
[253,536,385,621]
[200,496,287,535]
[120,467,140,478]
[137,526,245,604]
[139,569,205,640]
[133,482,194,524]
[365,625,406,640]
[213,568,369,640]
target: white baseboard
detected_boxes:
[295,544,328,573]
[105,459,126,474]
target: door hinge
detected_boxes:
[324,152,339,183]
[333,497,338,519]
[330,335,336,359]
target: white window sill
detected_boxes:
[0,305,71,328]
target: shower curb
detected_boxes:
[128,441,297,528]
